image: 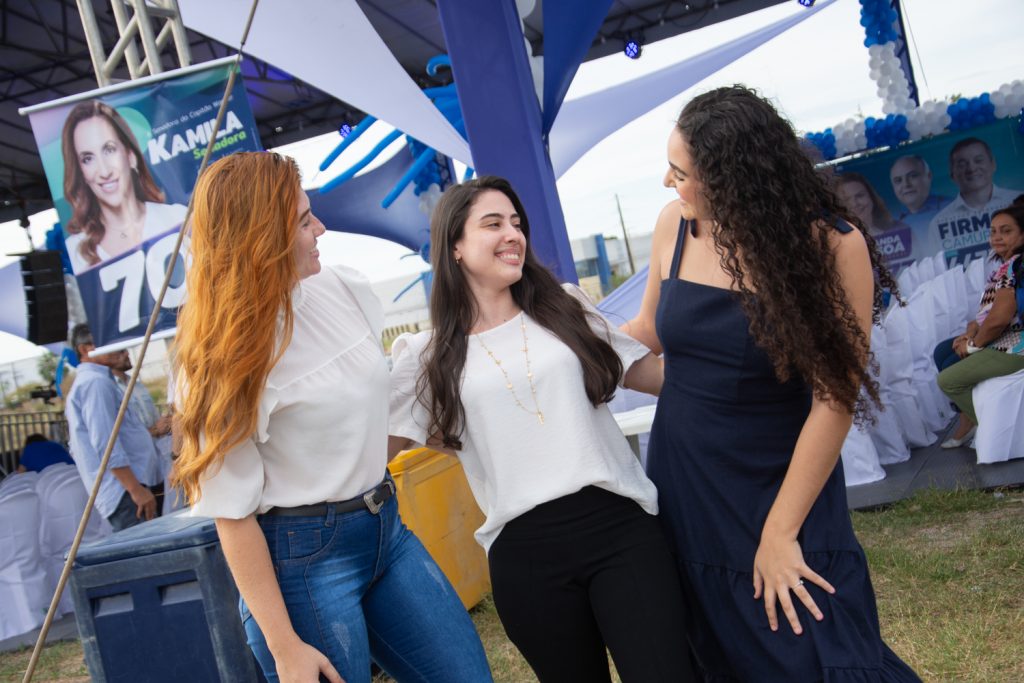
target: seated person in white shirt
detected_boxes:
[171,152,491,683]
[389,176,696,683]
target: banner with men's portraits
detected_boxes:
[834,118,1024,273]
[23,58,262,351]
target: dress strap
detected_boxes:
[833,218,854,234]
[669,218,689,278]
[819,209,854,235]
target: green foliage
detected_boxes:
[37,351,59,385]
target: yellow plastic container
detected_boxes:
[387,448,490,609]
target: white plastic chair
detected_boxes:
[964,256,988,309]
[841,422,886,486]
[897,263,921,297]
[38,471,111,616]
[904,286,954,433]
[882,304,936,447]
[0,471,39,495]
[940,266,971,336]
[867,325,912,465]
[0,488,50,639]
[973,369,1024,464]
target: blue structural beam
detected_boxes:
[890,0,920,107]
[436,0,578,283]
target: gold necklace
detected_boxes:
[475,312,544,425]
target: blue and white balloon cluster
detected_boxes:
[991,80,1024,119]
[858,0,899,47]
[868,43,914,115]
[946,94,996,132]
[805,129,836,160]
[830,118,867,158]
[904,99,950,141]
[864,113,908,149]
[803,1,1024,160]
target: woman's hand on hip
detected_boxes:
[752,534,835,635]
[273,637,344,683]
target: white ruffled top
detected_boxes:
[389,284,659,552]
[189,265,389,519]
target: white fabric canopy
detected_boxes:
[177,0,472,165]
[548,0,838,177]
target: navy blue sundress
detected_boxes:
[647,219,920,682]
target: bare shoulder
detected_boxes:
[819,221,869,268]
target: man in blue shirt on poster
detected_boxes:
[65,324,162,531]
[889,154,949,262]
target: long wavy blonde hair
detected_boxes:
[172,152,301,504]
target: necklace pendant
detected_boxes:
[537,412,545,425]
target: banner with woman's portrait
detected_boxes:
[834,118,1024,273]
[23,58,262,351]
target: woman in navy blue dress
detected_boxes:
[623,86,920,682]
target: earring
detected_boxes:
[454,255,462,265]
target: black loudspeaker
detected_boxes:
[21,250,68,345]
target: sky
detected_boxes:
[1,0,1022,363]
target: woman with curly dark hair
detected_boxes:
[624,86,919,682]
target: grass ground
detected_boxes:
[2,488,1020,683]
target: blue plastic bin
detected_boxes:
[69,511,264,682]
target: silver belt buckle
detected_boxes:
[363,480,393,515]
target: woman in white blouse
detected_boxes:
[389,176,695,682]
[172,152,490,683]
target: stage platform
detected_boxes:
[846,443,1024,510]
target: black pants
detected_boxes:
[488,486,696,683]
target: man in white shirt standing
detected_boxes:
[927,137,1022,267]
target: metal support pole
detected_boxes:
[130,0,164,76]
[614,193,636,275]
[109,0,143,79]
[75,0,112,87]
[163,0,193,67]
[74,0,192,87]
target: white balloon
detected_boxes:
[515,0,536,18]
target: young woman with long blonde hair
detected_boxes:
[172,151,490,683]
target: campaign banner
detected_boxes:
[22,58,262,351]
[834,118,1024,272]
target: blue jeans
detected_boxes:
[241,492,492,683]
[106,483,163,531]
[933,336,961,372]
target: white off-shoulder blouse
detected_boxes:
[189,265,389,519]
[389,284,659,553]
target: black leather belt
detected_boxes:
[263,479,396,517]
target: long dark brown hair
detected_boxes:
[676,85,898,420]
[419,176,623,449]
[61,100,166,266]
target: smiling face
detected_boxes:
[73,116,137,211]
[292,186,326,280]
[838,180,875,227]
[950,142,995,195]
[664,128,712,222]
[889,157,932,213]
[452,189,526,296]
[989,212,1024,261]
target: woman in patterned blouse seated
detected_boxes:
[934,203,1024,447]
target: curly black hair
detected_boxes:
[676,85,899,421]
